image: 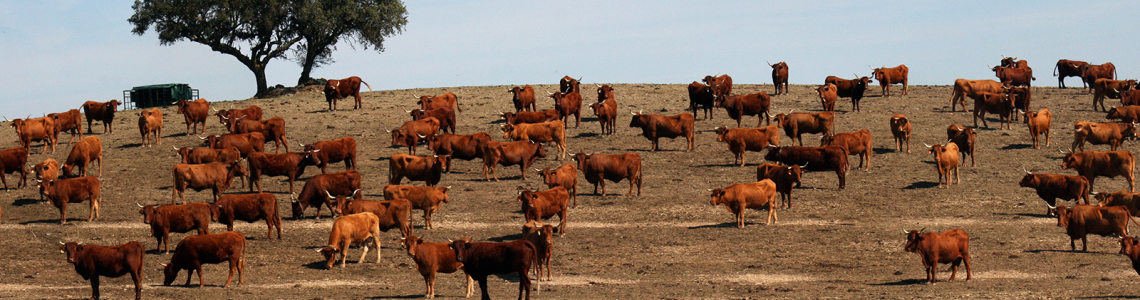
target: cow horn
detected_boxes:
[1047,203,1056,210]
[136,203,143,208]
[298,142,305,147]
[417,134,426,138]
[639,109,644,114]
[386,129,392,133]
[535,168,542,172]
[351,189,361,198]
[196,135,206,140]
[172,146,180,151]
[1001,55,1007,59]
[1024,168,1031,174]
[924,142,932,148]
[405,110,412,113]
[1,116,6,122]
[413,94,419,98]
[869,65,874,70]
[577,77,582,82]
[919,227,926,233]
[1013,56,1018,60]
[596,83,601,87]
[547,91,554,95]
[324,190,334,199]
[800,162,808,168]
[631,111,637,115]
[1091,191,1100,195]
[160,263,168,267]
[210,106,219,112]
[903,229,910,234]
[767,61,773,66]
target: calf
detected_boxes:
[629,111,695,151]
[49,109,83,144]
[522,221,555,281]
[688,81,716,120]
[138,203,216,253]
[63,136,103,177]
[1024,109,1052,149]
[1096,191,1140,217]
[1019,171,1090,216]
[1107,106,1140,123]
[40,176,101,224]
[214,193,281,239]
[481,140,546,181]
[889,114,912,153]
[389,153,448,186]
[756,163,804,209]
[972,92,1015,129]
[821,129,872,170]
[538,163,579,207]
[449,239,537,300]
[773,112,834,146]
[1063,150,1136,192]
[0,146,29,190]
[410,108,456,134]
[518,187,569,236]
[136,108,163,147]
[383,185,451,229]
[332,191,413,237]
[233,117,290,153]
[319,212,382,269]
[1055,204,1136,252]
[171,161,245,204]
[390,117,441,155]
[500,110,560,125]
[162,231,246,287]
[946,125,977,167]
[175,98,210,135]
[324,76,372,111]
[709,180,779,228]
[825,75,872,110]
[81,100,121,134]
[769,61,789,95]
[59,241,144,300]
[903,229,971,284]
[719,92,772,127]
[401,236,474,298]
[501,120,566,159]
[291,170,362,220]
[926,142,960,188]
[32,157,56,200]
[764,146,848,189]
[715,125,780,166]
[508,85,537,112]
[247,150,319,194]
[589,98,618,135]
[1072,122,1138,152]
[302,137,357,174]
[548,91,583,128]
[201,132,266,158]
[573,152,643,196]
[816,84,839,111]
[426,133,492,172]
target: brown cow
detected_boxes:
[1072,122,1138,152]
[703,74,733,100]
[301,137,357,174]
[991,65,1035,87]
[1054,59,1090,89]
[449,239,538,300]
[1122,90,1140,106]
[59,241,144,300]
[200,132,266,158]
[176,98,210,135]
[816,84,839,111]
[1019,171,1091,215]
[573,152,642,196]
[481,140,546,181]
[291,170,362,220]
[1092,78,1137,111]
[390,153,448,186]
[324,76,372,111]
[764,146,848,189]
[926,142,960,188]
[890,114,912,153]
[1107,106,1140,123]
[136,108,163,147]
[138,203,216,253]
[32,157,55,199]
[773,111,834,146]
[715,125,780,166]
[903,228,971,284]
[1082,62,1118,93]
[1055,204,1136,252]
[39,176,101,224]
[383,185,451,229]
[548,91,583,128]
[416,92,461,112]
[162,231,246,287]
[538,163,578,207]
[390,117,441,155]
[1024,109,1052,149]
[709,180,779,228]
[1096,191,1140,216]
[215,105,263,131]
[1005,86,1032,121]
[63,136,103,177]
[560,76,581,94]
[247,150,319,194]
[502,120,566,159]
[972,92,1015,129]
[518,187,569,236]
[426,133,491,173]
[48,109,83,143]
[522,221,555,281]
[756,163,804,209]
[81,100,121,134]
[509,85,537,112]
[175,146,241,165]
[233,117,289,153]
[949,79,1003,113]
[946,125,977,167]
[0,146,29,190]
[332,191,413,237]
[629,111,695,151]
[720,92,772,127]
[688,81,717,120]
[1119,236,1140,276]
[825,76,872,109]
[500,110,561,125]
[821,129,872,170]
[171,161,245,204]
[11,116,57,154]
[214,193,281,239]
[589,98,618,136]
[596,83,616,102]
[872,65,909,97]
[1062,150,1136,192]
[999,56,1028,69]
[319,212,382,269]
[769,62,789,96]
[400,235,474,298]
[410,108,456,134]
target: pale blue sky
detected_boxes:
[0,1,1135,118]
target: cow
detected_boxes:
[1006,86,1032,121]
[48,109,83,143]
[560,76,581,94]
[999,56,1028,68]
[1071,122,1138,152]
[1120,236,1140,276]
[137,202,216,253]
[200,132,266,158]
[522,221,555,281]
[1123,90,1140,106]
[233,117,289,153]
[872,65,909,97]
[756,163,804,209]
[416,92,462,112]
[991,65,1035,87]
[319,212,382,269]
[0,146,29,191]
[508,85,537,112]
[518,187,569,236]
[1062,150,1136,192]
[215,105,263,131]
[1024,108,1052,149]
[449,238,538,300]
[1093,79,1139,111]
[538,163,578,207]
[629,111,695,151]
[719,92,772,127]
[903,228,972,284]
[926,142,960,188]
[946,125,977,167]
[500,110,561,125]
[1082,62,1118,93]
[390,153,448,186]
[764,146,848,189]
[401,235,475,298]
[390,117,441,155]
[214,193,281,239]
[715,126,780,166]
[772,111,835,146]
[38,176,100,224]
[548,91,583,128]
[1054,59,1090,88]
[383,185,451,229]
[32,157,56,200]
[949,79,1004,113]
[1108,106,1140,123]
[971,92,1015,129]
[821,129,872,170]
[324,76,372,111]
[1055,204,1137,252]
[1019,170,1091,216]
[596,83,616,102]
[825,75,873,110]
[573,152,642,196]
[174,146,241,165]
[162,231,246,287]
[481,140,546,181]
[410,108,456,134]
[1096,191,1140,216]
[769,62,789,96]
[709,180,779,228]
[889,114,912,153]
[703,74,733,100]
[301,137,357,174]
[136,108,163,147]
[426,133,491,173]
[11,116,57,154]
[171,161,245,204]
[688,81,717,120]
[331,191,413,237]
[816,84,839,111]
[62,136,103,177]
[589,98,618,136]
[81,100,121,134]
[291,170,362,220]
[59,241,144,300]
[501,120,566,159]
[175,98,210,135]
[247,150,319,194]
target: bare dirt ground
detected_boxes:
[3,81,1140,299]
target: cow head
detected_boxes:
[448,238,475,263]
[508,86,523,97]
[1060,150,1079,170]
[319,245,340,269]
[1095,192,1113,207]
[572,153,591,170]
[138,204,159,224]
[59,242,82,264]
[1121,236,1139,255]
[500,112,517,123]
[402,235,425,259]
[1055,205,1072,228]
[390,128,408,147]
[548,91,565,105]
[1000,56,1017,68]
[926,142,948,156]
[326,189,358,216]
[524,220,555,245]
[1017,170,1038,189]
[517,189,537,203]
[815,84,833,97]
[108,100,121,112]
[769,61,788,72]
[290,193,304,220]
[903,229,926,253]
[820,134,835,147]
[763,146,783,162]
[302,147,322,167]
[531,142,548,160]
[784,165,804,186]
[559,76,580,94]
[409,109,426,121]
[37,179,56,196]
[708,188,726,206]
[714,127,729,142]
[628,111,649,128]
[539,168,558,186]
[597,84,615,101]
[772,113,789,128]
[890,115,909,131]
[162,261,180,285]
[213,109,231,124]
[589,102,605,116]
[435,186,451,203]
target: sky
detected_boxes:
[1,1,1137,118]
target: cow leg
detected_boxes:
[424,272,436,298]
[424,209,433,229]
[477,277,491,300]
[1082,236,1089,252]
[87,275,101,299]
[518,265,532,300]
[59,201,68,224]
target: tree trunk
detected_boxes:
[297,49,317,86]
[252,64,269,97]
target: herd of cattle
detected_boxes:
[5,56,1140,298]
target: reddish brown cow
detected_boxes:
[426,133,491,173]
[926,142,960,188]
[201,132,266,158]
[1055,204,1137,252]
[1024,109,1052,149]
[11,116,57,154]
[904,229,971,284]
[0,147,29,190]
[481,140,546,181]
[39,176,101,224]
[1122,90,1140,106]
[500,110,561,125]
[32,157,56,199]
[1005,86,1032,121]
[1107,106,1140,123]
[703,74,733,100]
[589,98,618,136]
[715,125,780,166]
[765,146,848,189]
[946,125,977,167]
[1093,79,1138,111]
[573,152,642,196]
[176,98,210,135]
[890,114,912,153]
[302,137,357,174]
[518,187,569,236]
[560,76,581,94]
[720,92,772,127]
[1062,150,1136,192]
[449,239,537,300]
[1120,236,1140,276]
[548,91,583,128]
[999,56,1028,68]
[291,170,362,220]
[401,235,475,298]
[162,231,245,287]
[410,108,456,134]
[1054,59,1090,88]
[872,65,909,97]
[389,153,448,186]
[502,120,566,159]
[175,147,241,165]
[332,191,413,237]
[390,117,441,155]
[629,112,695,151]
[538,163,578,207]
[324,76,372,111]
[416,92,461,112]
[81,100,121,134]
[59,241,144,300]
[770,62,789,96]
[215,105,263,131]
[247,150,319,194]
[816,84,839,111]
[171,161,245,204]
[233,117,289,153]
[1019,171,1091,215]
[773,112,834,146]
[383,185,451,229]
[214,193,281,239]
[825,76,872,109]
[756,163,804,209]
[63,136,103,177]
[950,79,1003,113]
[522,221,555,281]
[136,108,163,147]
[821,129,872,170]
[49,109,83,143]
[991,65,1035,87]
[319,212,382,269]
[1096,191,1140,216]
[972,92,1015,129]
[509,85,537,112]
[596,83,615,102]
[709,180,779,228]
[688,81,717,120]
[138,203,216,253]
[1082,63,1118,93]
[1072,122,1138,152]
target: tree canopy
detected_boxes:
[293,0,407,85]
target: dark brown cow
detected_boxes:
[1122,90,1140,106]
[538,163,578,207]
[410,108,456,134]
[756,163,804,209]
[720,92,772,127]
[825,76,872,109]
[972,92,1015,129]
[59,241,144,300]
[500,110,561,125]
[416,92,461,112]
[1055,204,1136,252]
[201,132,266,158]
[162,231,245,287]
[233,117,289,153]
[247,150,319,194]
[63,136,103,177]
[1096,191,1140,216]
[1005,86,1032,121]
[390,153,448,186]
[991,65,1035,87]
[926,142,960,188]
[560,76,581,94]
[596,83,615,102]
[816,83,839,111]
[872,65,909,97]
[174,146,241,165]
[302,137,357,174]
[176,98,210,135]
[81,100,121,134]
[548,91,583,128]
[522,221,555,281]
[1107,106,1140,123]
[11,116,57,154]
[1024,108,1052,149]
[400,236,474,298]
[1120,236,1140,276]
[136,108,163,147]
[946,125,977,167]
[949,79,1003,113]
[1072,122,1138,152]
[709,180,779,228]
[703,74,733,100]
[1054,59,1090,88]
[769,62,789,96]
[715,125,780,166]
[324,76,372,111]
[773,112,835,146]
[0,147,29,190]
[215,105,263,131]
[426,133,491,173]
[390,117,441,155]
[502,120,567,159]
[765,146,848,189]
[171,161,245,204]
[821,129,872,170]
[509,85,537,112]
[449,239,537,300]
[481,140,546,181]
[332,191,413,237]
[688,81,716,120]
[32,157,56,199]
[518,187,569,236]
[138,203,216,253]
[1019,171,1091,215]
[383,185,451,229]
[890,114,912,153]
[629,112,695,151]
[1093,79,1138,111]
[1062,150,1136,192]
[291,170,362,220]
[589,98,618,136]
[904,228,971,284]
[1082,62,1118,93]
[319,212,382,269]
[572,152,642,196]
[214,193,281,239]
[39,176,101,224]
[49,109,83,143]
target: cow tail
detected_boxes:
[1126,207,1140,236]
[524,240,540,291]
[455,95,462,112]
[361,81,373,92]
[1053,63,1059,77]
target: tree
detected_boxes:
[292,0,407,85]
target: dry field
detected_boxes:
[3,82,1140,299]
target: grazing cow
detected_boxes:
[872,65,909,97]
[769,62,789,95]
[215,105,263,131]
[200,132,266,158]
[383,185,451,229]
[449,239,537,300]
[1072,122,1138,152]
[171,161,245,204]
[390,117,441,155]
[756,163,804,209]
[1006,86,1032,121]
[903,229,971,284]
[1019,171,1091,215]
[1055,204,1136,252]
[59,241,144,300]
[0,147,29,190]
[1082,63,1118,93]
[49,109,83,143]
[971,92,1015,129]
[1093,79,1139,111]
[214,193,281,239]
[481,140,546,181]
[302,137,357,174]
[233,117,289,153]
[1054,59,1090,88]
[1108,106,1140,123]
[816,84,839,111]
[426,133,491,173]
[32,157,56,199]
[508,85,537,112]
[889,114,912,153]
[175,98,210,135]
[247,150,319,194]
[629,111,695,151]
[291,170,362,219]
[500,110,561,125]
[764,146,848,189]
[949,79,1004,113]
[1062,150,1136,192]
[81,100,121,134]
[63,136,103,177]
[703,74,733,100]
[719,92,772,127]
[926,142,960,188]
[11,116,57,154]
[1122,90,1140,106]
[548,91,583,128]
[401,235,475,298]
[522,221,555,281]
[773,112,835,146]
[573,152,642,196]
[319,212,382,269]
[175,147,241,165]
[162,231,246,287]
[589,98,618,136]
[332,191,413,237]
[596,83,616,102]
[821,129,872,170]
[518,188,569,236]
[1096,191,1140,216]
[138,203,216,253]
[946,125,977,167]
[416,92,462,112]
[324,76,372,111]
[389,153,448,186]
[501,120,566,159]
[825,76,873,110]
[39,176,100,224]
[991,65,1035,87]
[136,108,163,147]
[410,108,456,134]
[1024,109,1052,149]
[715,126,780,166]
[709,180,779,228]
[688,81,717,120]
[538,163,579,207]
[560,76,581,94]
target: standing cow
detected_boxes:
[628,111,695,151]
[324,76,372,111]
[176,99,210,135]
[872,65,909,97]
[709,180,779,228]
[889,114,912,153]
[904,228,971,284]
[572,152,642,197]
[769,61,789,96]
[59,241,144,300]
[137,108,163,147]
[81,100,121,134]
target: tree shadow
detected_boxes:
[903,182,940,189]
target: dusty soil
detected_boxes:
[3,82,1140,299]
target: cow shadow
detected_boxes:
[575,132,599,138]
[487,233,523,242]
[693,163,738,168]
[1023,249,1116,255]
[872,148,899,154]
[365,295,421,299]
[1001,144,1033,150]
[869,278,927,286]
[1075,296,1140,299]
[12,198,40,207]
[116,143,143,149]
[20,219,73,225]
[992,212,1051,218]
[687,222,755,229]
[903,181,939,189]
